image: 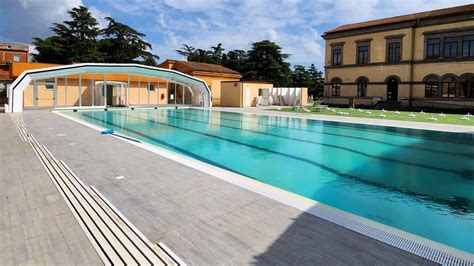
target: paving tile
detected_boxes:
[61,224,87,247]
[18,256,45,266]
[54,213,77,231]
[68,240,103,265]
[33,216,61,235]
[12,237,42,264]
[0,244,14,266]
[34,204,54,221]
[45,193,60,204]
[42,248,74,265]
[37,232,69,254]
[26,194,49,209]
[0,228,13,249]
[7,194,29,212]
[47,201,69,217]
[0,210,11,231]
[10,224,37,243]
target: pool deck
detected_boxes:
[2,110,437,265]
[212,107,474,134]
[0,114,101,265]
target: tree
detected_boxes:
[292,65,311,87]
[222,49,247,73]
[33,6,104,63]
[32,36,67,63]
[307,64,324,97]
[100,17,159,65]
[177,43,233,65]
[32,6,159,65]
[210,43,225,64]
[176,44,196,57]
[244,40,291,86]
[172,41,322,93]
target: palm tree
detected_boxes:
[176,44,196,57]
[210,43,225,63]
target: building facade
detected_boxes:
[322,4,474,110]
[158,60,242,106]
[0,43,29,104]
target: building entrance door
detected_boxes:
[387,78,398,101]
[106,85,113,106]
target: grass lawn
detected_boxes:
[272,106,474,126]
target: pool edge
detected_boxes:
[53,110,474,265]
[208,107,474,134]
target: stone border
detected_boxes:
[210,107,474,134]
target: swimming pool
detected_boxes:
[65,108,474,254]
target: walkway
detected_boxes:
[20,111,434,265]
[0,114,101,265]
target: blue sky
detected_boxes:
[1,0,472,70]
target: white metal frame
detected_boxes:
[7,63,211,112]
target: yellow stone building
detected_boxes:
[322,4,474,109]
[158,59,242,106]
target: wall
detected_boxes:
[412,20,472,61]
[195,75,241,106]
[220,82,275,107]
[0,65,10,80]
[1,51,28,64]
[270,87,308,106]
[325,27,413,66]
[23,76,172,108]
[23,78,91,108]
[11,62,61,78]
[324,18,474,107]
[158,60,241,106]
[242,82,273,107]
[221,82,242,107]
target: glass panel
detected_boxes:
[426,38,440,59]
[444,37,458,58]
[425,78,438,98]
[332,48,342,65]
[176,84,184,104]
[357,45,369,64]
[461,76,474,98]
[357,79,368,97]
[442,77,456,98]
[462,35,474,57]
[331,81,341,96]
[388,42,401,62]
[168,82,176,104]
[184,86,193,104]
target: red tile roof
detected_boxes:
[173,60,241,75]
[325,4,474,35]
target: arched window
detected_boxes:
[442,76,457,98]
[331,78,341,96]
[356,77,368,97]
[424,76,439,97]
[460,75,474,98]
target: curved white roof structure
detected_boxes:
[6,63,211,112]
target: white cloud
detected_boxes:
[196,17,210,31]
[266,29,279,42]
[1,0,81,43]
[89,6,110,29]
[163,30,180,47]
[157,13,168,28]
[3,0,473,68]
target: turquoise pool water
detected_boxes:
[65,108,474,254]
